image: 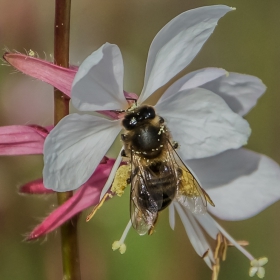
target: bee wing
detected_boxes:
[167,142,215,214]
[130,157,158,235]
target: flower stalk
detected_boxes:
[54,1,81,279]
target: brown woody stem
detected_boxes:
[54,1,81,279]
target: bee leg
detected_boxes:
[121,149,131,164]
[86,193,110,222]
[159,116,164,124]
[121,149,127,157]
[131,166,139,178]
[148,213,159,235]
[172,141,178,149]
[126,177,131,184]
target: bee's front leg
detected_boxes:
[148,213,159,235]
[121,149,127,157]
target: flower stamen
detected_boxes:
[208,215,268,278]
[212,259,220,280]
[228,240,249,247]
[212,233,226,280]
[214,233,228,261]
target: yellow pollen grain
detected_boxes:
[28,49,35,57]
[127,103,137,111]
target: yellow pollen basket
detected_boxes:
[111,165,131,197]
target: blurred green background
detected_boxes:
[0,0,280,279]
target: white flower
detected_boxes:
[44,5,251,191]
[43,5,280,279]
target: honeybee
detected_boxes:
[121,105,215,235]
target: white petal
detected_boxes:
[158,68,227,103]
[155,88,251,159]
[201,73,266,116]
[72,43,127,111]
[174,203,213,269]
[194,214,219,240]
[43,114,122,191]
[185,211,215,264]
[187,149,280,220]
[174,203,205,256]
[139,5,233,103]
[168,203,175,230]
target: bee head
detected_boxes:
[122,106,156,130]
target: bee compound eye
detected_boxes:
[142,106,155,120]
[122,116,137,130]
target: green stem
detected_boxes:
[54,1,81,279]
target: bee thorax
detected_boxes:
[130,125,164,158]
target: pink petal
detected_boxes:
[124,91,138,101]
[20,156,109,195]
[69,65,79,71]
[20,178,54,194]
[4,53,138,120]
[3,53,76,97]
[0,125,52,155]
[27,125,51,137]
[27,158,115,240]
[96,110,121,119]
